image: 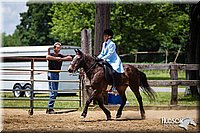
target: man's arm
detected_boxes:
[46,55,61,61]
[61,55,73,61]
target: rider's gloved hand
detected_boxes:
[95,57,103,62]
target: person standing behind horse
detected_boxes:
[96,29,124,92]
[46,42,72,114]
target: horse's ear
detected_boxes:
[76,49,83,55]
[74,49,78,53]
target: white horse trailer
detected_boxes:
[1,46,80,97]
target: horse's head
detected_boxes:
[68,49,85,73]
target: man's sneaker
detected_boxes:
[46,109,56,114]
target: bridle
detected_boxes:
[84,61,97,74]
[83,55,97,74]
[70,54,97,74]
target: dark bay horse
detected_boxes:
[68,49,155,120]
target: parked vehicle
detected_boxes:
[1,45,80,97]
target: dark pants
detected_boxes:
[103,61,118,87]
[111,69,117,87]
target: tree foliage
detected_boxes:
[49,3,189,54]
[49,3,95,46]
[2,29,24,47]
[3,2,189,56]
[16,2,54,46]
[110,3,189,54]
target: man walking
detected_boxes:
[46,42,72,114]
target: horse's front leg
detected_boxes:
[81,90,96,118]
[116,86,127,118]
[96,92,111,120]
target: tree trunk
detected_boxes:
[187,2,200,97]
[94,3,110,105]
[94,3,110,56]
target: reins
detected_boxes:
[84,56,98,74]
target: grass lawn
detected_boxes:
[1,92,80,109]
[143,69,185,80]
[126,91,198,106]
[1,90,198,110]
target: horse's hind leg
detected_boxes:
[130,85,145,119]
[96,94,111,120]
[116,85,128,118]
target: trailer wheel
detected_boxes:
[24,83,32,97]
[13,83,24,97]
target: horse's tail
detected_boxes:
[139,71,156,101]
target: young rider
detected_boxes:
[96,29,124,92]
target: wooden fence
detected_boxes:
[119,50,183,63]
[0,58,81,115]
[125,63,200,105]
[1,57,199,113]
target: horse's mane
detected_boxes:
[83,53,95,65]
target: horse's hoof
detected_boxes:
[106,118,111,121]
[141,114,146,120]
[106,116,112,121]
[80,113,86,119]
[80,115,85,119]
[116,114,121,119]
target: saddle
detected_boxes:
[97,60,122,86]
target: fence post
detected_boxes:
[165,50,168,64]
[135,53,137,63]
[87,29,92,55]
[81,29,93,106]
[29,59,34,115]
[170,63,178,105]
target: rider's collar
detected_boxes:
[105,39,111,44]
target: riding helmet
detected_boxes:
[103,29,113,37]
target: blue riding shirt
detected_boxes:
[97,39,124,73]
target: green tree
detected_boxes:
[49,3,95,46]
[2,29,24,47]
[16,2,54,46]
[49,3,189,55]
[110,3,189,54]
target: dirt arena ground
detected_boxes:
[1,108,199,133]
